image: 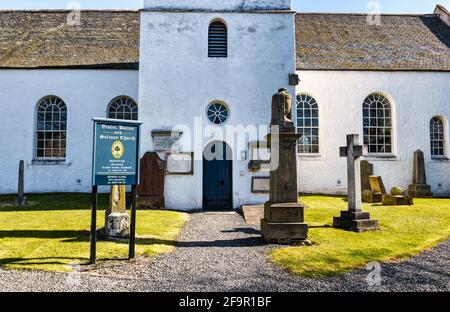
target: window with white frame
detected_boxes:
[35,96,67,159]
[206,102,229,125]
[363,93,393,154]
[208,21,227,58]
[107,96,138,121]
[296,94,319,154]
[430,117,446,158]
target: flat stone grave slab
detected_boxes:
[241,205,264,226]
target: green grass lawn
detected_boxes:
[0,193,188,272]
[271,195,450,278]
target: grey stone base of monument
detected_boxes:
[261,202,309,244]
[106,213,130,238]
[333,211,380,233]
[407,184,433,198]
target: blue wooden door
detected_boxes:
[203,142,233,210]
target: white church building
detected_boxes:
[0,0,449,210]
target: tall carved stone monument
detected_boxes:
[408,150,433,198]
[333,134,379,232]
[261,88,309,244]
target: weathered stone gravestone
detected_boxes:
[15,160,27,206]
[382,187,414,206]
[360,160,373,192]
[363,176,387,203]
[408,150,433,198]
[105,185,130,238]
[333,134,379,232]
[137,152,166,209]
[261,88,309,244]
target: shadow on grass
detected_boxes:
[0,230,90,240]
[0,230,178,247]
[0,193,109,212]
[0,256,87,267]
[309,225,332,229]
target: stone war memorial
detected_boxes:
[261,88,309,244]
[333,134,379,232]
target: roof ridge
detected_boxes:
[0,9,139,13]
[295,12,437,17]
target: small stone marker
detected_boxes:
[369,176,387,195]
[105,185,130,238]
[363,176,387,203]
[15,160,27,206]
[408,150,433,198]
[333,135,379,232]
[382,186,413,206]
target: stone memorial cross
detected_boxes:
[334,134,379,232]
[339,134,363,212]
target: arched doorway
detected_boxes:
[203,141,233,211]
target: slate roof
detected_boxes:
[0,10,449,71]
[0,10,140,69]
[296,13,450,71]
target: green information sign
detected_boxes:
[92,118,142,186]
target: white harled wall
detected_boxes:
[296,70,450,197]
[0,70,139,194]
[143,0,291,11]
[139,10,296,210]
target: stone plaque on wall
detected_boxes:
[167,152,194,175]
[251,177,270,194]
[248,141,271,172]
[151,130,182,152]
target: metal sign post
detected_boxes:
[90,118,142,265]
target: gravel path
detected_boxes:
[0,211,448,292]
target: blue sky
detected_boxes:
[0,0,448,14]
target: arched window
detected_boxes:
[208,21,227,58]
[363,93,392,154]
[430,117,445,158]
[107,96,138,120]
[36,96,67,159]
[296,94,319,154]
